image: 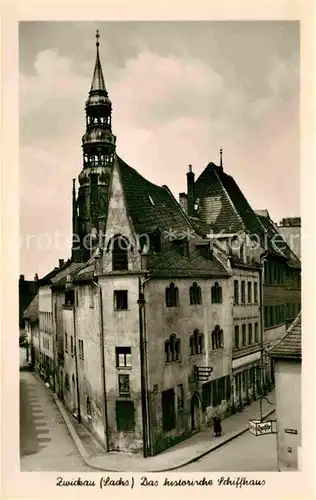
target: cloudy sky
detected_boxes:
[19,21,300,279]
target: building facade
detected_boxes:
[269,313,301,471]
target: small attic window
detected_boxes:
[148,195,155,207]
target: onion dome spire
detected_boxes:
[90,30,107,93]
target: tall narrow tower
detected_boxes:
[72,31,116,262]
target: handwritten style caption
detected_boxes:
[56,476,266,489]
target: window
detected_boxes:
[241,281,246,304]
[70,336,74,356]
[254,282,258,303]
[86,397,92,417]
[211,325,223,350]
[254,322,259,343]
[189,329,204,356]
[211,282,222,304]
[118,374,130,396]
[264,306,269,328]
[165,283,179,307]
[64,333,68,352]
[162,389,176,431]
[65,289,74,305]
[165,334,181,363]
[202,381,212,411]
[248,324,253,345]
[78,339,84,359]
[116,347,132,368]
[190,282,202,305]
[116,400,135,431]
[177,384,184,410]
[112,235,129,271]
[234,280,239,304]
[242,324,247,346]
[211,376,229,407]
[114,290,128,310]
[247,282,252,303]
[269,306,274,327]
[234,325,240,349]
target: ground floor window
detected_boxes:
[116,400,135,431]
[202,375,230,410]
[162,388,175,431]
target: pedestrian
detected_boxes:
[213,414,222,437]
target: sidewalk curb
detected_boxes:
[54,392,276,472]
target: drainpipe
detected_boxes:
[259,252,268,420]
[92,278,109,452]
[72,284,81,423]
[138,276,152,457]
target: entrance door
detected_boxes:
[191,394,200,431]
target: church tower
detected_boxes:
[72,31,116,262]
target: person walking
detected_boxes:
[213,414,222,437]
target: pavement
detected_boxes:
[54,386,276,473]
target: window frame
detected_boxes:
[116,346,132,368]
[114,290,128,311]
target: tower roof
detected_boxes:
[90,30,107,94]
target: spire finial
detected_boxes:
[220,148,223,168]
[96,29,100,47]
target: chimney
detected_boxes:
[19,274,25,282]
[59,259,64,268]
[179,192,188,214]
[34,273,39,281]
[186,165,195,217]
[65,274,73,290]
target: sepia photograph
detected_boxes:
[18,20,301,475]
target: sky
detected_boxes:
[19,21,300,279]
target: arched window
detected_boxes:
[212,325,224,350]
[211,282,222,304]
[189,329,204,356]
[190,282,202,305]
[165,283,179,307]
[110,234,129,271]
[165,333,181,363]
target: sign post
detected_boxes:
[249,419,276,436]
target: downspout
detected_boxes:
[138,276,152,457]
[259,252,268,420]
[92,277,109,452]
[72,285,81,423]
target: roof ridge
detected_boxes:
[212,166,246,232]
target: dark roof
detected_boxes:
[23,293,39,323]
[269,313,301,360]
[118,157,229,278]
[51,262,86,287]
[257,214,300,268]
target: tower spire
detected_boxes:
[90,30,106,93]
[220,148,223,169]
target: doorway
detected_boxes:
[190,394,200,431]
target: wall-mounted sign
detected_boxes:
[285,428,298,435]
[249,419,276,436]
[194,366,213,381]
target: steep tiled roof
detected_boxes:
[39,259,72,286]
[51,262,86,287]
[22,293,39,323]
[194,163,245,234]
[118,157,229,278]
[269,313,301,360]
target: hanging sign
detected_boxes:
[249,419,276,436]
[194,366,213,381]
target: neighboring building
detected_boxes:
[278,217,301,260]
[19,274,38,330]
[22,293,39,368]
[269,313,301,471]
